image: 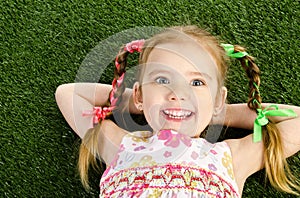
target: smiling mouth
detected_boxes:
[162,109,193,120]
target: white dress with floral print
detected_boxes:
[100,130,240,198]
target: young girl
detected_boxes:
[56,26,300,197]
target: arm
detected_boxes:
[98,119,127,164]
[217,103,300,132]
[55,83,138,138]
[224,103,300,184]
[223,103,300,155]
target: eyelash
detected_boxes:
[190,79,205,86]
[155,77,205,86]
[155,77,170,84]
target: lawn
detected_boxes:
[1,0,299,197]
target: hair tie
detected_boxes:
[82,106,115,125]
[115,39,145,70]
[253,105,297,142]
[221,44,248,59]
[124,39,145,53]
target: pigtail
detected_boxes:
[232,46,261,110]
[231,45,300,195]
[78,124,102,189]
[78,40,145,189]
[109,49,131,108]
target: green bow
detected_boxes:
[221,44,248,58]
[253,105,297,142]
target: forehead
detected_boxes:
[145,41,218,78]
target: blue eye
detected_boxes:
[191,79,204,86]
[155,77,170,84]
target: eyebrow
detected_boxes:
[148,70,212,81]
[188,71,212,80]
[148,69,170,76]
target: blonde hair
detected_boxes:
[78,25,299,195]
[233,45,300,195]
[78,124,102,189]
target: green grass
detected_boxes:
[1,0,299,197]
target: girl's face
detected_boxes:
[134,41,226,137]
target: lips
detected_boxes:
[162,109,193,120]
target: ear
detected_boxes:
[132,82,143,110]
[213,86,227,116]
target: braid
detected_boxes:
[78,40,145,189]
[108,49,130,108]
[109,39,145,109]
[233,45,261,110]
[232,45,300,195]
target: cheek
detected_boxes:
[142,102,164,131]
[194,91,214,133]
[194,89,214,107]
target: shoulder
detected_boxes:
[120,131,154,149]
[224,135,264,184]
[101,128,153,163]
[99,120,127,164]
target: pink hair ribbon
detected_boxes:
[82,40,145,126]
[115,58,121,70]
[109,72,125,106]
[111,39,145,106]
[82,106,115,125]
[124,39,145,53]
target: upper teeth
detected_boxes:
[163,110,192,117]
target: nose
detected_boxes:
[167,83,191,101]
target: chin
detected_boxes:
[178,125,206,137]
[180,130,201,137]
[161,126,200,137]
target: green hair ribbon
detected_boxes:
[253,105,297,142]
[221,44,297,142]
[221,44,248,59]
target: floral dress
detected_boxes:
[100,130,240,198]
